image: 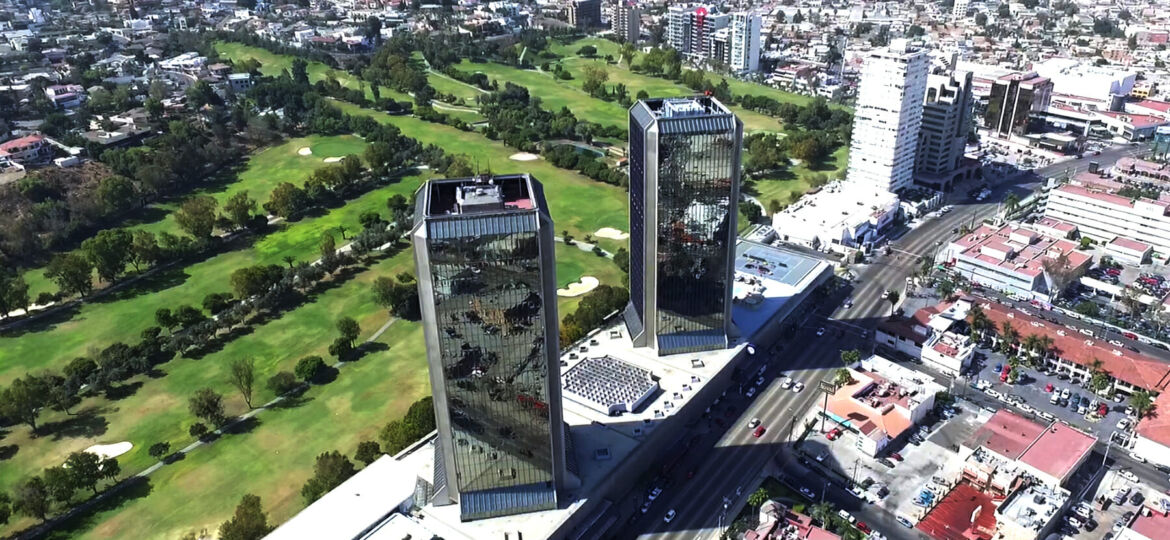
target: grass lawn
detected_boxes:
[748,145,850,215]
[214,42,411,103]
[452,60,630,128]
[1,249,415,538]
[427,70,487,104]
[16,135,368,299]
[328,99,628,251]
[554,242,624,317]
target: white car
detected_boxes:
[748,418,761,429]
[648,487,662,501]
[987,389,1002,399]
[1129,451,1146,463]
[663,509,676,523]
[780,377,794,389]
[817,327,826,336]
[837,509,856,524]
[1120,470,1139,482]
[1119,418,1132,430]
[1110,339,1124,347]
[799,486,816,499]
[1061,388,1071,399]
[793,382,805,393]
[745,387,757,398]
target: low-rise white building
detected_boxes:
[1045,180,1170,258]
[920,300,977,377]
[771,182,900,254]
[936,222,1092,301]
[824,355,944,456]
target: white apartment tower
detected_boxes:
[952,0,969,19]
[729,12,761,73]
[612,1,641,43]
[666,5,729,64]
[845,40,930,194]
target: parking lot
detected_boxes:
[962,346,1136,443]
[1062,469,1152,540]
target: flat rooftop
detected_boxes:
[639,95,734,119]
[998,483,1065,534]
[1018,422,1095,482]
[966,409,1046,460]
[421,174,538,217]
[732,241,832,336]
[947,222,1089,279]
[771,182,900,238]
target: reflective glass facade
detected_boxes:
[626,97,742,355]
[413,175,563,521]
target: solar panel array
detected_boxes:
[562,356,657,416]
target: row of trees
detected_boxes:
[541,144,626,187]
[1,451,121,524]
[559,285,630,347]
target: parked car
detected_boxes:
[889,452,904,461]
[799,486,816,499]
[857,522,872,534]
[838,510,856,524]
[755,376,765,386]
[878,458,896,468]
[897,516,914,528]
[745,387,757,398]
[663,509,676,523]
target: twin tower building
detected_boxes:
[410,96,743,521]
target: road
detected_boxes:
[623,144,1146,540]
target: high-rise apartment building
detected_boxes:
[952,0,969,19]
[626,97,741,356]
[568,0,601,28]
[411,175,567,521]
[985,71,1053,137]
[915,70,974,190]
[612,0,640,43]
[667,5,729,64]
[729,11,761,73]
[846,40,930,194]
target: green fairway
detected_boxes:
[214,42,411,103]
[554,242,625,318]
[749,145,850,214]
[328,99,628,250]
[427,70,487,104]
[453,60,630,128]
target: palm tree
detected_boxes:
[969,304,991,340]
[1004,192,1020,215]
[998,321,1019,354]
[1130,390,1155,418]
[748,487,769,508]
[811,501,835,525]
[1021,334,1041,366]
[833,368,852,387]
[1036,335,1055,365]
[885,289,900,314]
[1120,287,1144,317]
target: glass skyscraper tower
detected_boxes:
[626,97,742,356]
[411,174,566,521]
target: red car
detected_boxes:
[826,428,842,440]
[857,522,871,534]
[890,452,904,461]
[753,426,767,438]
[1124,332,1138,340]
[1098,404,1109,416]
[1045,383,1054,393]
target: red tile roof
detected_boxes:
[1136,392,1170,447]
[916,483,1000,540]
[948,223,1090,279]
[1132,99,1170,113]
[975,300,1170,392]
[1055,184,1136,208]
[1129,501,1170,539]
[0,135,44,151]
[1108,236,1152,253]
[1098,111,1169,130]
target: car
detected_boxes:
[844,298,854,308]
[1126,406,1136,416]
[799,486,816,499]
[890,451,904,461]
[780,377,794,389]
[756,376,766,386]
[793,382,805,393]
[897,516,914,528]
[640,501,651,514]
[1121,511,1135,523]
[908,435,923,445]
[648,487,662,501]
[838,510,856,524]
[826,428,842,440]
[1132,491,1145,505]
[1110,339,1124,347]
[1061,388,1071,399]
[1066,515,1083,529]
[748,418,760,429]
[663,509,676,523]
[753,425,767,438]
[745,387,757,398]
[848,485,866,499]
[817,327,826,336]
[1120,470,1138,482]
[857,522,872,534]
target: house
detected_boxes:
[823,355,944,456]
[44,84,86,109]
[0,134,51,164]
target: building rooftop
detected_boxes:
[1136,392,1170,448]
[732,241,832,337]
[826,356,943,441]
[421,174,538,217]
[997,483,1066,534]
[1108,236,1152,253]
[1127,504,1170,540]
[966,409,1046,460]
[639,95,734,119]
[1018,422,1096,481]
[946,223,1089,279]
[915,483,1000,540]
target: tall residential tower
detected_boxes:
[845,39,930,194]
[626,97,741,356]
[411,174,567,521]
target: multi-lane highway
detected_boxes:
[622,145,1148,540]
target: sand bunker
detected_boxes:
[594,227,629,240]
[323,157,343,163]
[557,276,599,297]
[510,152,539,161]
[85,441,133,460]
[297,147,313,156]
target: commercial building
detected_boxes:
[918,299,977,377]
[567,0,601,28]
[1033,58,1135,108]
[626,96,741,355]
[728,11,761,73]
[823,355,944,456]
[985,72,1053,137]
[1044,179,1170,257]
[935,222,1092,302]
[915,69,975,191]
[411,174,568,520]
[845,40,930,194]
[610,0,640,43]
[952,0,969,19]
[962,409,1095,488]
[274,240,831,539]
[770,182,901,254]
[1153,126,1170,160]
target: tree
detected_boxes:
[230,264,283,298]
[1003,192,1020,215]
[229,358,257,409]
[64,451,104,494]
[148,442,171,461]
[46,253,94,297]
[301,451,358,503]
[97,175,136,215]
[581,65,609,96]
[82,228,133,283]
[223,191,258,230]
[0,272,30,317]
[1074,300,1100,318]
[576,45,598,57]
[156,307,178,332]
[266,371,299,395]
[337,317,360,348]
[46,375,79,415]
[42,466,76,505]
[12,476,50,521]
[999,321,1020,354]
[100,457,120,483]
[265,182,307,218]
[292,58,309,86]
[174,196,218,240]
[372,276,421,320]
[884,289,900,312]
[0,492,10,525]
[189,422,210,440]
[130,230,161,272]
[833,368,852,387]
[1042,251,1079,299]
[0,376,49,433]
[218,494,273,540]
[295,355,327,383]
[748,487,769,508]
[1131,390,1155,418]
[810,501,834,525]
[189,387,227,426]
[354,441,381,465]
[937,279,956,299]
[975,12,988,26]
